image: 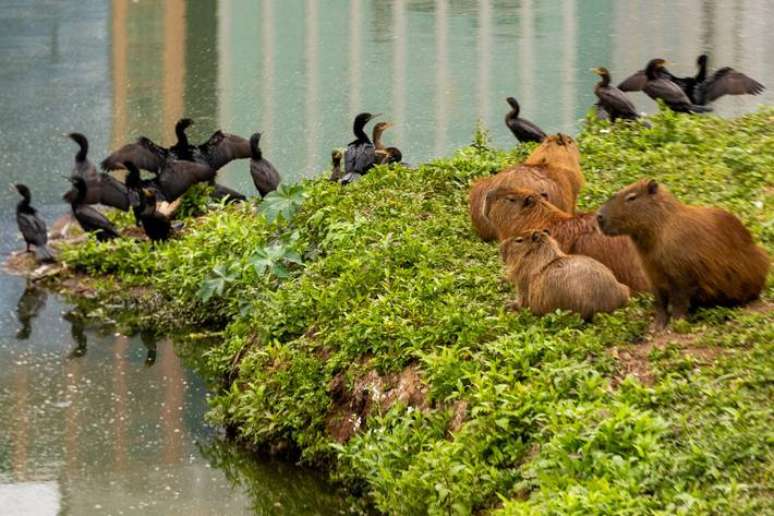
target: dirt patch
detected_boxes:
[448,400,468,434]
[610,331,728,388]
[325,363,429,443]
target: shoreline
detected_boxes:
[5,109,773,513]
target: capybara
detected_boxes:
[500,230,630,321]
[483,186,650,293]
[597,179,770,328]
[470,133,583,240]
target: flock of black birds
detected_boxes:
[506,55,764,141]
[13,54,764,264]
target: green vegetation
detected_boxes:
[60,108,773,514]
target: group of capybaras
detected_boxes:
[13,55,770,330]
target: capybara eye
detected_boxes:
[508,197,517,203]
[515,237,523,243]
[625,193,637,202]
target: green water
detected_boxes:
[1,0,772,514]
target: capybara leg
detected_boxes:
[505,299,522,312]
[653,289,670,330]
[670,290,691,321]
[26,243,31,253]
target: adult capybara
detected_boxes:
[483,186,650,293]
[470,133,583,241]
[597,179,770,328]
[500,230,630,321]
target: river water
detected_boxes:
[1,1,772,514]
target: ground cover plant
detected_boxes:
[60,107,773,514]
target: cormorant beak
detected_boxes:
[370,113,382,121]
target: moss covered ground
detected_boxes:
[60,108,773,514]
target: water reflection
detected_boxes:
[15,283,47,340]
[0,281,346,514]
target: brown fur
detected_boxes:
[500,230,630,321]
[483,187,650,292]
[470,134,584,241]
[597,179,770,328]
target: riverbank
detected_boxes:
[11,108,773,514]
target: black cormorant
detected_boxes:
[504,97,546,143]
[137,190,171,242]
[248,132,280,197]
[168,118,195,160]
[642,59,712,113]
[66,133,131,210]
[14,184,55,263]
[66,176,119,241]
[341,112,380,185]
[592,67,639,122]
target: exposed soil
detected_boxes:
[326,363,429,443]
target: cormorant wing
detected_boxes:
[345,142,376,175]
[617,70,647,91]
[597,87,639,117]
[644,78,693,104]
[17,212,47,246]
[699,67,765,103]
[198,132,252,171]
[75,205,117,234]
[250,159,281,197]
[97,173,131,211]
[101,140,166,172]
[157,160,215,202]
[508,118,546,142]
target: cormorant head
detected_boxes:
[649,58,668,70]
[331,149,343,163]
[592,67,610,78]
[176,118,194,130]
[14,183,31,200]
[67,133,89,159]
[67,132,87,146]
[373,122,393,133]
[697,54,708,66]
[506,97,520,110]
[353,112,380,133]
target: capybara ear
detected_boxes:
[647,179,659,195]
[531,231,542,242]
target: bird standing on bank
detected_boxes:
[14,183,55,263]
[65,176,119,241]
[65,133,131,210]
[641,59,712,113]
[248,132,280,197]
[342,112,380,185]
[592,67,640,122]
[504,97,546,143]
[618,54,764,106]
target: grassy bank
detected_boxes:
[61,108,773,514]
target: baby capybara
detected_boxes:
[470,133,583,240]
[597,179,770,328]
[500,230,630,321]
[483,186,650,293]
